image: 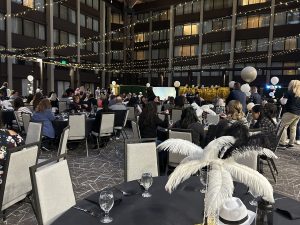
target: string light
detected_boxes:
[0,0,69,21]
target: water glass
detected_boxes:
[249,190,259,206]
[169,120,173,127]
[199,169,207,194]
[140,172,153,198]
[99,190,114,223]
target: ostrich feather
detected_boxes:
[157,139,203,156]
[203,136,236,160]
[181,154,203,163]
[205,160,234,216]
[228,147,278,160]
[165,160,208,193]
[223,160,274,203]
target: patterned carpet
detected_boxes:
[2,130,300,225]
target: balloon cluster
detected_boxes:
[269,77,280,98]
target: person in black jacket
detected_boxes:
[172,107,205,147]
[279,80,300,147]
[226,82,246,113]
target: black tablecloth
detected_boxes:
[52,118,95,138]
[1,110,15,126]
[51,176,300,225]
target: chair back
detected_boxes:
[112,110,128,127]
[57,126,70,156]
[100,113,115,135]
[13,111,22,131]
[157,104,162,113]
[58,101,67,113]
[277,106,282,120]
[68,114,86,140]
[158,113,170,121]
[0,142,39,211]
[206,114,220,125]
[26,105,34,112]
[131,121,141,139]
[171,109,182,122]
[125,139,158,182]
[25,122,43,145]
[127,107,135,121]
[168,129,193,167]
[235,152,258,170]
[30,155,75,225]
[184,103,190,108]
[22,113,31,134]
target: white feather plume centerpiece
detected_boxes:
[161,134,277,218]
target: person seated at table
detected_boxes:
[174,96,186,109]
[13,97,32,124]
[109,96,126,110]
[48,92,59,108]
[92,99,110,134]
[69,95,89,112]
[0,113,24,184]
[251,104,277,149]
[172,107,205,147]
[31,92,43,111]
[161,96,175,112]
[25,93,34,106]
[139,102,168,139]
[127,96,142,115]
[0,98,13,110]
[87,93,97,109]
[32,99,55,139]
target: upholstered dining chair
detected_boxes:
[58,101,68,113]
[171,109,182,123]
[0,142,40,222]
[30,154,75,225]
[113,109,129,139]
[168,129,193,171]
[57,126,70,156]
[125,139,159,182]
[22,112,31,134]
[126,106,136,121]
[25,122,43,145]
[91,112,115,150]
[206,114,220,125]
[131,121,141,139]
[13,111,23,132]
[68,114,88,156]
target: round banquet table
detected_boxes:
[52,117,95,138]
[52,176,300,225]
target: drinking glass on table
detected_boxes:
[169,120,174,127]
[140,172,153,198]
[249,189,259,206]
[99,190,114,223]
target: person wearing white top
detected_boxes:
[13,97,33,125]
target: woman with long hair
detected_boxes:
[173,107,205,147]
[32,99,55,138]
[279,80,300,147]
[139,102,168,138]
[31,92,43,110]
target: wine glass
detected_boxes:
[199,169,207,194]
[249,189,258,206]
[169,120,174,128]
[99,190,114,223]
[140,172,153,198]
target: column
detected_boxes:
[197,0,204,86]
[229,0,238,81]
[266,0,276,83]
[76,0,81,88]
[100,0,106,88]
[107,6,112,86]
[46,0,54,92]
[148,11,153,84]
[6,0,12,89]
[168,5,174,87]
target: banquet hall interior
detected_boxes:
[0,0,300,225]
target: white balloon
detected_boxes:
[241,66,257,83]
[269,92,274,97]
[247,102,255,111]
[271,77,279,85]
[229,81,235,88]
[27,75,34,82]
[112,81,116,86]
[269,85,275,90]
[245,91,251,97]
[241,84,251,93]
[146,83,151,87]
[174,81,181,88]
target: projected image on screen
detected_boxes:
[152,87,176,100]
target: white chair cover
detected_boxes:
[206,114,220,125]
[127,107,135,121]
[100,113,115,136]
[22,113,31,134]
[131,121,141,139]
[1,144,39,210]
[58,101,67,113]
[171,109,182,123]
[25,122,43,145]
[68,114,85,140]
[58,127,70,156]
[125,141,158,182]
[32,160,75,225]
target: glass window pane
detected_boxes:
[12,17,22,34]
[86,16,93,29]
[285,37,297,50]
[93,19,99,32]
[193,2,201,13]
[93,0,99,10]
[80,14,86,27]
[182,45,191,56]
[176,5,183,15]
[174,46,182,57]
[68,9,76,24]
[203,20,212,33]
[53,29,59,44]
[175,25,183,36]
[214,0,223,9]
[183,24,192,35]
[23,0,34,8]
[204,0,213,11]
[35,0,45,12]
[60,5,68,20]
[259,14,270,27]
[68,33,76,45]
[272,38,284,51]
[191,23,199,35]
[184,4,192,14]
[274,12,286,26]
[60,31,68,44]
[37,24,45,40]
[152,49,158,59]
[237,17,247,29]
[257,38,268,51]
[24,20,34,37]
[0,13,5,31]
[287,11,300,24]
[248,16,259,28]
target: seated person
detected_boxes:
[69,95,89,112]
[13,97,33,125]
[109,96,126,110]
[172,107,205,147]
[92,99,110,133]
[32,99,55,139]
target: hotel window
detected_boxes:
[287,11,300,24]
[283,62,297,75]
[111,13,123,24]
[24,20,34,37]
[285,37,297,50]
[204,19,231,33]
[60,5,68,20]
[184,4,192,14]
[35,0,44,12]
[179,23,199,36]
[152,49,159,59]
[174,45,198,57]
[68,8,76,24]
[135,33,145,42]
[136,51,148,60]
[239,0,269,5]
[257,38,268,51]
[0,14,4,31]
[86,40,92,51]
[93,19,99,32]
[152,31,159,41]
[53,29,59,44]
[60,31,68,44]
[237,14,269,29]
[80,37,85,50]
[175,25,183,36]
[12,18,22,34]
[93,42,99,53]
[92,0,99,10]
[35,23,45,40]
[154,10,169,21]
[204,0,233,11]
[86,16,93,29]
[86,0,92,7]
[203,20,212,33]
[274,13,286,26]
[159,49,168,58]
[80,14,86,27]
[68,33,76,45]
[23,0,34,8]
